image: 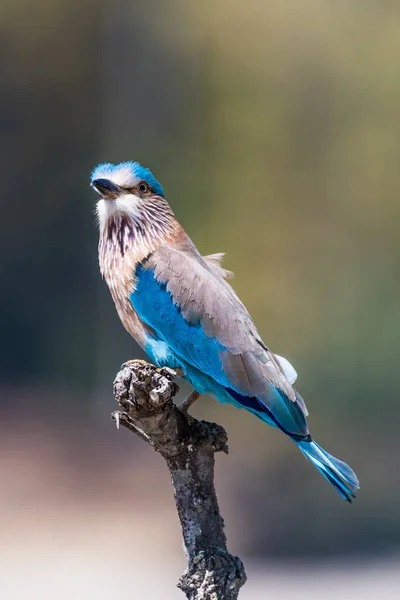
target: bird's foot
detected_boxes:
[120,359,149,370]
[171,367,185,378]
[120,360,185,379]
[179,390,200,413]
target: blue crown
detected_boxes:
[91,161,164,197]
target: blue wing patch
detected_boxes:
[131,264,308,440]
[130,265,230,384]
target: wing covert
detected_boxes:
[134,239,296,401]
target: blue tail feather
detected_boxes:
[297,439,359,502]
[223,386,359,502]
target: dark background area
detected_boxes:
[1,1,399,598]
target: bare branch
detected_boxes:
[112,360,247,600]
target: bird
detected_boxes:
[91,160,359,502]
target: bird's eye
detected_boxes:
[138,182,149,194]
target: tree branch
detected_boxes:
[112,360,247,600]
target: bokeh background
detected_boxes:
[1,1,399,598]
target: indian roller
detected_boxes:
[91,161,359,502]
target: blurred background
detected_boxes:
[1,0,399,598]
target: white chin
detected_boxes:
[96,194,140,229]
[96,198,117,228]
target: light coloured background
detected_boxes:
[0,0,399,597]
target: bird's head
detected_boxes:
[91,161,166,225]
[91,161,178,255]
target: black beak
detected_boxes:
[91,178,122,199]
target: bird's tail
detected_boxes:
[296,439,359,502]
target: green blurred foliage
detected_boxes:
[1,0,399,558]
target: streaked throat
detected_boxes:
[98,197,180,267]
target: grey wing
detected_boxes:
[146,238,297,402]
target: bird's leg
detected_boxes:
[120,360,199,411]
[169,367,184,377]
[179,390,201,413]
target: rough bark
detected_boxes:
[112,360,247,600]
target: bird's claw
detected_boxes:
[120,360,185,379]
[120,359,149,370]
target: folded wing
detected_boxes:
[131,239,300,407]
